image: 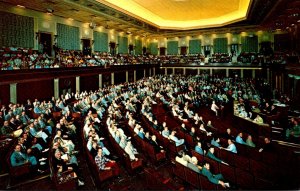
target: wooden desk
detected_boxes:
[233,115,270,137]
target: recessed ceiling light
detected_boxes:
[68,18,74,21]
[46,8,54,13]
[298,20,300,23]
[17,5,25,8]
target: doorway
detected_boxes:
[128,44,134,55]
[231,44,239,56]
[204,46,211,57]
[142,47,146,55]
[82,39,91,56]
[109,42,116,56]
[180,46,187,55]
[39,32,52,56]
[260,41,273,56]
[159,47,166,55]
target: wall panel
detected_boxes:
[167,41,178,55]
[118,36,128,54]
[0,84,10,105]
[135,39,142,55]
[0,11,34,48]
[114,71,126,84]
[214,38,228,53]
[189,39,201,54]
[80,75,99,92]
[148,42,158,55]
[59,77,76,95]
[94,31,108,52]
[17,80,53,103]
[241,36,258,53]
[57,23,80,50]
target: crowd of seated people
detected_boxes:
[175,150,230,188]
[208,53,231,63]
[1,73,298,189]
[0,47,161,70]
[1,45,294,70]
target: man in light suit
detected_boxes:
[169,131,185,147]
[124,141,138,161]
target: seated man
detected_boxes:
[259,137,274,152]
[175,151,191,167]
[124,141,138,161]
[187,156,202,173]
[161,126,170,139]
[235,132,246,145]
[1,121,14,138]
[246,135,256,147]
[211,137,221,148]
[95,147,119,177]
[201,161,230,188]
[286,119,300,139]
[199,124,212,136]
[206,147,228,165]
[10,144,37,168]
[149,135,164,153]
[195,142,204,155]
[222,139,237,153]
[52,149,84,186]
[169,131,185,147]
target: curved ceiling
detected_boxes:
[97,0,252,30]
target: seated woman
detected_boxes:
[95,147,120,177]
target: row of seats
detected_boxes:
[103,117,143,174]
[122,120,166,165]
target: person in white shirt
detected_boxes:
[211,101,219,116]
[124,141,138,161]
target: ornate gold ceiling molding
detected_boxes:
[97,0,252,30]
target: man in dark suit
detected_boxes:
[1,121,14,138]
[149,135,164,153]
